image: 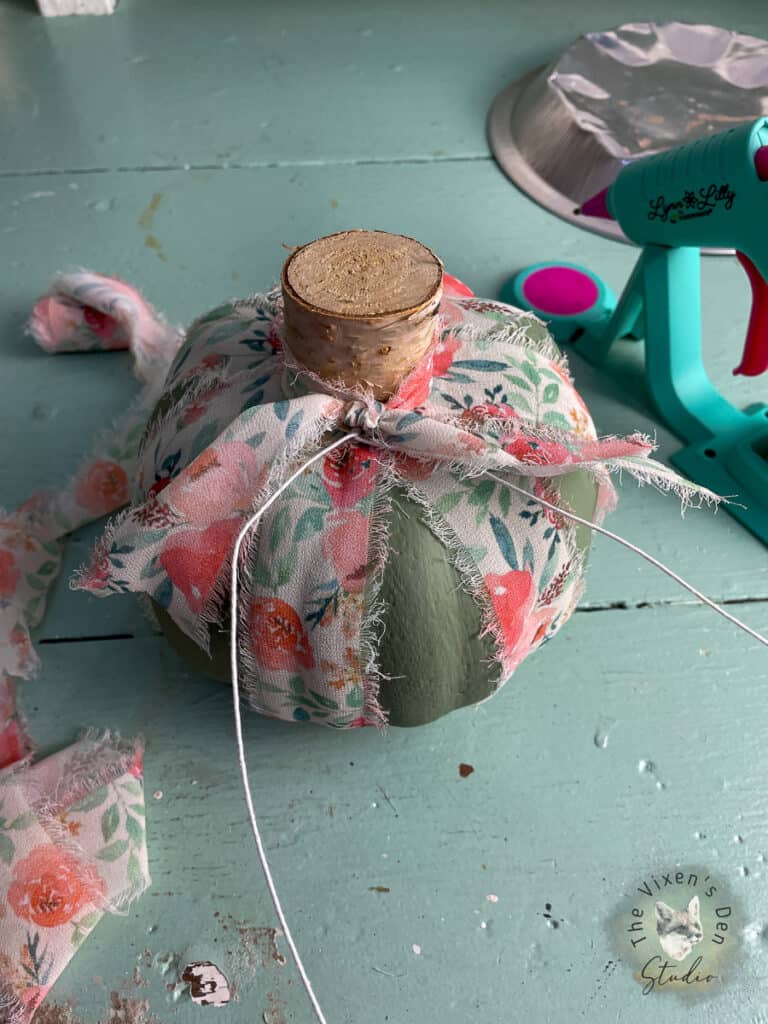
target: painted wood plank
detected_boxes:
[24,602,768,1022]
[0,0,765,172]
[1,162,765,648]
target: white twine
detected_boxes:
[229,433,357,1024]
[229,432,767,1024]
[485,473,768,650]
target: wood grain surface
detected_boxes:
[0,1,766,1022]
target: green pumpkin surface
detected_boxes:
[143,293,601,728]
[153,470,595,727]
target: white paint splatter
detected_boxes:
[743,922,767,944]
[411,944,422,956]
[182,961,231,1007]
[486,894,499,903]
[480,921,487,930]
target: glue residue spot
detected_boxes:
[740,866,750,877]
[734,835,745,844]
[593,717,616,749]
[87,198,115,213]
[486,894,499,903]
[153,790,163,801]
[412,944,422,956]
[638,759,666,790]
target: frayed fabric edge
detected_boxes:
[356,462,394,730]
[0,729,151,916]
[0,985,26,1024]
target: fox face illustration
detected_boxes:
[655,895,703,962]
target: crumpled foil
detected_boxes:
[488,22,768,244]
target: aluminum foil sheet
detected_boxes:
[488,22,768,247]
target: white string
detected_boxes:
[486,472,768,648]
[229,432,359,1024]
[229,431,766,1024]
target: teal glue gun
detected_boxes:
[506,117,768,546]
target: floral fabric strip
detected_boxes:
[0,733,150,1023]
[0,273,178,1019]
[0,272,181,762]
[74,285,718,728]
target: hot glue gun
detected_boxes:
[506,117,768,545]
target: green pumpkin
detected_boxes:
[152,476,596,727]
[146,304,598,728]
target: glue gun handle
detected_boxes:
[734,251,768,377]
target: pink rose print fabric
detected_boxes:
[0,734,151,1023]
[1,273,176,1020]
[71,279,717,729]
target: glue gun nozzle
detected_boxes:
[577,187,614,221]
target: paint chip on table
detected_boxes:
[458,763,474,778]
[181,961,231,1007]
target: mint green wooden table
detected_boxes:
[1,2,767,1021]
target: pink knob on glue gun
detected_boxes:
[755,145,768,181]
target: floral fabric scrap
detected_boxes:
[0,272,178,1020]
[0,733,151,1024]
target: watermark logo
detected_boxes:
[621,868,737,996]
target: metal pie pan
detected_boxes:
[487,22,768,254]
